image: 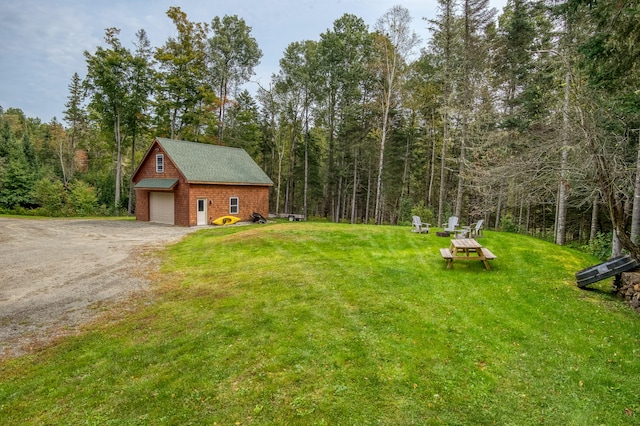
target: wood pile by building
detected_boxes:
[615,271,640,311]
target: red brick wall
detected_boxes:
[132,140,270,226]
[188,184,270,225]
[132,141,188,225]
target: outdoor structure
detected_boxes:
[132,137,273,226]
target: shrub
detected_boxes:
[30,178,67,216]
[499,213,520,233]
[410,201,434,224]
[581,232,612,260]
[68,181,98,216]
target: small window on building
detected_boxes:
[156,154,164,173]
[230,197,239,214]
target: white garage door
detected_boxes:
[149,192,175,225]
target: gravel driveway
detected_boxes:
[0,218,198,358]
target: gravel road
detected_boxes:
[0,218,198,358]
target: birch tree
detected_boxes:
[373,5,420,224]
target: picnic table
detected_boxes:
[440,238,496,270]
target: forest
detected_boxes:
[0,0,639,258]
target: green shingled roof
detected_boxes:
[134,178,178,189]
[155,138,273,185]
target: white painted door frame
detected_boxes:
[196,198,207,225]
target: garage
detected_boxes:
[149,192,175,225]
[132,138,272,226]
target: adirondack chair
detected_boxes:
[411,215,430,233]
[464,219,484,238]
[443,216,458,233]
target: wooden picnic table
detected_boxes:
[439,238,496,270]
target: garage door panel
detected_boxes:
[149,192,175,225]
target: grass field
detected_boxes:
[1,222,639,424]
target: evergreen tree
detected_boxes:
[64,72,86,153]
[225,89,262,156]
[454,0,496,218]
[0,127,35,209]
[429,0,460,226]
[126,29,155,214]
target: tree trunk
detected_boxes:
[438,117,448,228]
[218,81,227,142]
[455,136,465,219]
[612,230,622,257]
[275,135,284,215]
[555,63,571,245]
[304,130,309,220]
[365,159,372,224]
[336,174,343,222]
[590,195,599,242]
[428,114,437,207]
[375,97,391,224]
[351,146,358,224]
[128,126,136,215]
[114,112,122,211]
[494,187,502,230]
[401,130,411,207]
[630,131,640,243]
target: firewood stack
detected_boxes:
[615,271,640,311]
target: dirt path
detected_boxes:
[0,218,198,358]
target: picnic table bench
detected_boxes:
[440,238,496,270]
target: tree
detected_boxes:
[569,0,640,257]
[0,122,35,209]
[316,14,375,222]
[155,7,211,140]
[126,29,155,214]
[406,52,441,210]
[224,89,262,155]
[454,0,495,218]
[63,72,87,182]
[373,5,420,224]
[429,0,459,227]
[208,15,262,142]
[274,40,318,219]
[84,28,134,210]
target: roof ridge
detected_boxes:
[156,138,244,152]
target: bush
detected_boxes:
[30,178,67,216]
[581,232,612,260]
[410,201,434,224]
[68,181,98,216]
[499,213,522,233]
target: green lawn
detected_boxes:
[1,222,639,424]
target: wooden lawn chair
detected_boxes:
[444,216,458,233]
[463,219,484,238]
[411,215,430,233]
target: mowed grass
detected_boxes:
[1,222,639,424]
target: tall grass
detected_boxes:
[1,222,639,424]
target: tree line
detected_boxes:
[1,1,639,258]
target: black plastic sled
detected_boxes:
[575,255,639,288]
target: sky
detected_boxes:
[0,0,507,124]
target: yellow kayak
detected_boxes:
[212,215,240,225]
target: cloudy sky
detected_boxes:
[0,0,507,124]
